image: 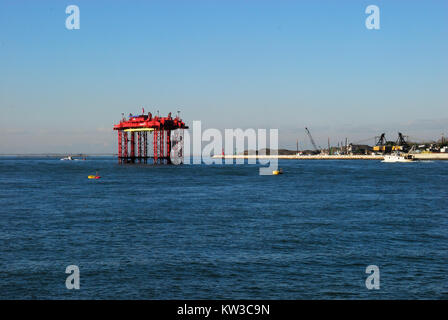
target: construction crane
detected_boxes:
[305,127,320,153]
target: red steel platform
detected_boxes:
[113,110,188,164]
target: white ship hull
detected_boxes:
[382,154,415,163]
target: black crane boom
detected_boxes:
[305,127,319,152]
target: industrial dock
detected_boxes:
[210,129,448,161]
[213,154,448,160]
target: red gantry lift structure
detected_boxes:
[113,109,188,164]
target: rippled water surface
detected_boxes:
[0,157,447,299]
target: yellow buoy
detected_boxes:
[272,169,283,175]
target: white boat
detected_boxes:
[60,156,74,161]
[382,153,415,163]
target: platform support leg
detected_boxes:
[124,132,129,163]
[130,132,135,163]
[153,130,158,164]
[137,132,142,163]
[166,130,171,164]
[118,130,122,164]
[143,132,147,163]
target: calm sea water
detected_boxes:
[0,157,447,299]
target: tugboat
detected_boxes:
[382,153,415,163]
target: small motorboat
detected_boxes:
[272,169,283,175]
[60,156,74,161]
[382,153,415,163]
[88,171,101,179]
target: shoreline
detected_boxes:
[213,154,448,160]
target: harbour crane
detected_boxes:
[396,132,409,147]
[375,133,387,146]
[373,133,392,153]
[305,127,320,153]
[393,132,410,152]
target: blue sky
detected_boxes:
[0,0,447,153]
